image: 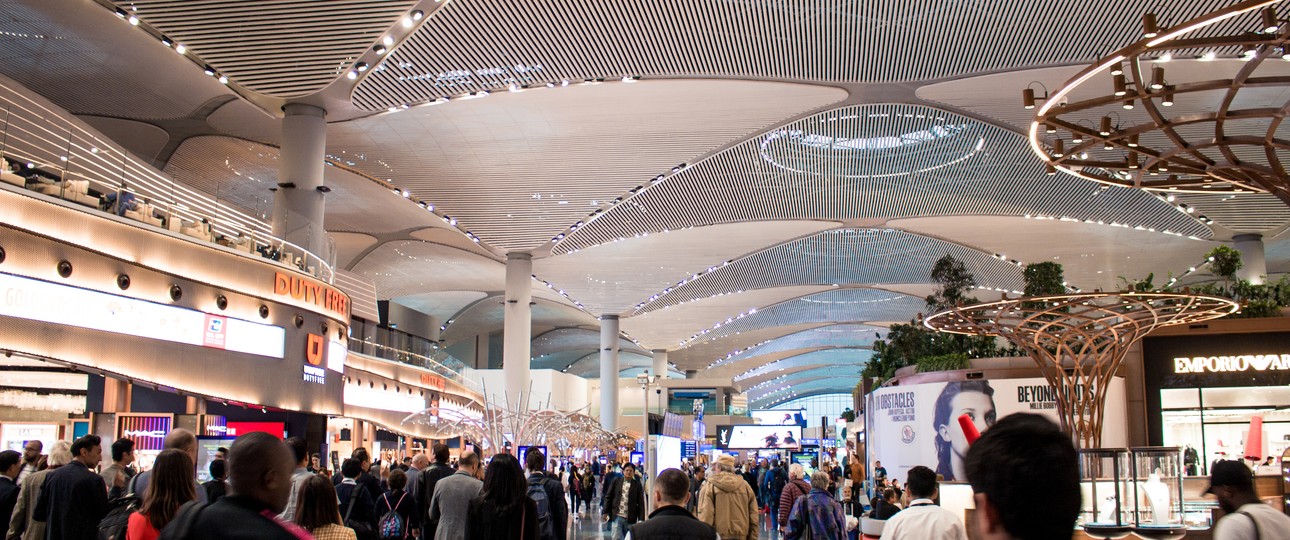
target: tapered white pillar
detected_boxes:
[600,315,620,431]
[1234,234,1267,285]
[272,103,328,256]
[652,349,668,379]
[503,253,532,408]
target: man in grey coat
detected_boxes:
[426,451,482,540]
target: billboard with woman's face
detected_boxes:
[867,377,1127,483]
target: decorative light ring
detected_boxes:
[760,113,986,179]
[1027,0,1290,200]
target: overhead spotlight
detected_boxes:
[203,66,215,76]
[1109,62,1124,76]
[1043,122,1056,134]
[1127,152,1139,169]
[1113,74,1127,96]
[411,9,425,21]
[1127,133,1139,147]
[1122,99,1135,110]
[402,15,414,28]
[161,38,172,47]
[1045,163,1057,176]
[356,62,369,72]
[1021,88,1039,109]
[175,44,187,54]
[1263,6,1280,33]
[1161,85,1174,106]
[1142,13,1159,39]
[1052,139,1065,157]
[218,75,228,84]
[383,36,394,46]
[373,44,388,55]
[1150,66,1165,90]
[128,15,139,26]
[346,70,357,80]
[1242,45,1258,59]
[114,8,127,18]
[1099,116,1112,136]
[1200,51,1217,61]
[1156,52,1172,63]
[1071,132,1084,144]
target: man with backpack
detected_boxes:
[763,459,788,532]
[603,462,646,540]
[525,448,569,540]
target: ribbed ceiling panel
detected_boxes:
[1173,193,1290,234]
[162,136,277,221]
[638,229,1024,314]
[114,0,419,97]
[736,348,871,382]
[530,328,644,359]
[561,104,1211,253]
[686,289,923,348]
[329,79,844,250]
[754,381,858,408]
[711,323,883,369]
[352,0,1244,110]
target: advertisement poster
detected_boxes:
[751,409,806,426]
[867,377,1127,483]
[716,424,802,449]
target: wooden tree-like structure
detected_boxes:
[924,293,1237,448]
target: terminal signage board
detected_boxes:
[682,440,697,458]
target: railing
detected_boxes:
[0,80,336,282]
[348,339,481,393]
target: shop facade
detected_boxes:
[1143,319,1290,476]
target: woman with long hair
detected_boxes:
[465,453,537,540]
[933,380,996,482]
[293,474,357,540]
[127,448,196,540]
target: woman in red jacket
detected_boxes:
[127,449,196,540]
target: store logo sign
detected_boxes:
[1173,354,1290,374]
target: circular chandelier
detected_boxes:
[1025,0,1290,202]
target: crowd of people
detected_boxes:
[0,414,1284,540]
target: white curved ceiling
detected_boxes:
[328,78,846,250]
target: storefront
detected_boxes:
[1143,325,1290,476]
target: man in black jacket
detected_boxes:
[627,468,718,540]
[158,432,303,540]
[603,462,646,540]
[0,450,21,528]
[33,435,108,540]
[417,443,455,539]
[525,448,569,540]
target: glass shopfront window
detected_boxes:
[1161,386,1290,476]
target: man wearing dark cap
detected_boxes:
[1205,460,1290,539]
[158,432,305,540]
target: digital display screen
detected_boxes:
[750,409,806,426]
[716,425,802,449]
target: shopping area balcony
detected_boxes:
[0,80,335,283]
[347,339,481,395]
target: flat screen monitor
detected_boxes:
[716,424,802,449]
[196,436,237,482]
[517,445,547,462]
[630,451,644,468]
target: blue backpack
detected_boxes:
[527,474,557,540]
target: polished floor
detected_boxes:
[564,500,782,540]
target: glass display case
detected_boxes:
[1079,448,1133,539]
[1130,446,1187,540]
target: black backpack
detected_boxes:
[526,474,557,540]
[769,468,787,497]
[98,494,141,540]
[158,500,210,540]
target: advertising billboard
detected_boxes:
[867,377,1127,483]
[750,409,806,426]
[716,424,803,449]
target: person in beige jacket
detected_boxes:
[697,454,758,540]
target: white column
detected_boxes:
[503,253,532,409]
[600,315,620,431]
[272,103,328,256]
[1233,234,1267,285]
[651,349,669,379]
